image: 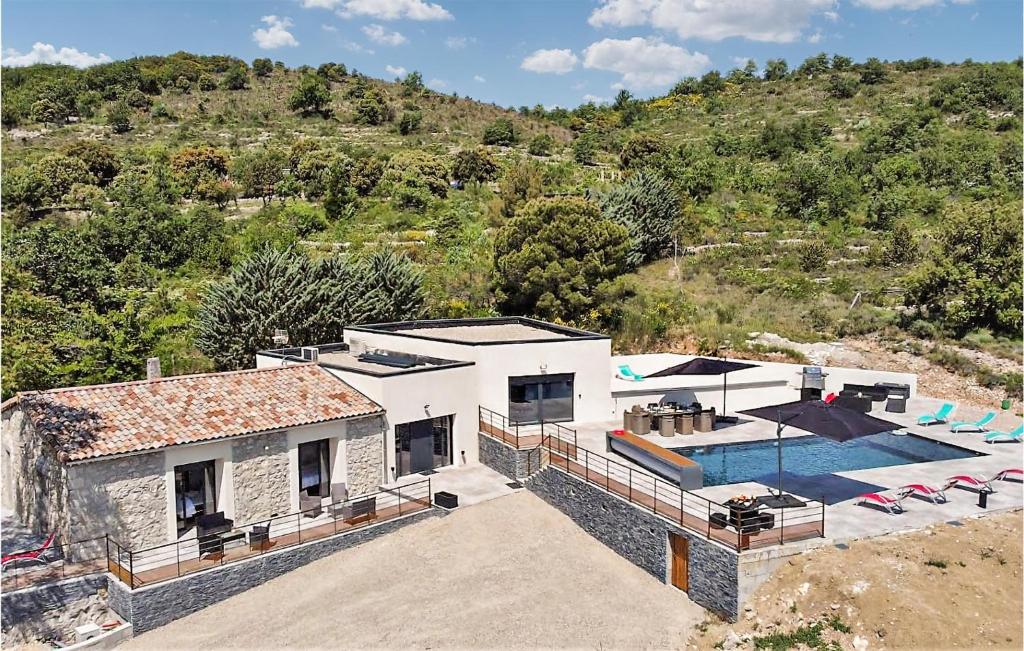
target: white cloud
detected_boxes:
[321,24,338,32]
[303,0,452,21]
[362,24,407,45]
[824,10,840,21]
[588,0,835,43]
[445,35,475,50]
[521,48,578,74]
[385,65,408,77]
[853,0,942,8]
[583,94,610,104]
[807,31,823,43]
[731,56,753,67]
[582,37,710,88]
[252,15,299,49]
[473,74,486,83]
[2,42,112,68]
[343,41,375,54]
[427,77,449,90]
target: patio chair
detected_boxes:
[1,531,57,569]
[950,412,996,433]
[984,424,1024,444]
[901,478,957,504]
[617,365,645,382]
[995,468,1022,482]
[857,488,914,514]
[917,403,954,426]
[947,474,995,493]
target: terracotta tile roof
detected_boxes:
[13,365,382,462]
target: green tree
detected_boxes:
[596,170,680,268]
[451,147,499,183]
[764,58,789,81]
[106,100,133,133]
[831,54,853,70]
[252,58,273,78]
[380,150,449,197]
[222,63,249,90]
[827,74,858,99]
[905,201,1022,336]
[498,157,543,217]
[859,57,889,85]
[8,223,112,304]
[62,140,120,185]
[1,167,50,213]
[572,131,599,165]
[36,153,96,202]
[619,133,668,172]
[881,221,919,267]
[233,147,287,205]
[171,146,230,196]
[400,71,425,96]
[353,88,390,125]
[398,110,422,135]
[288,73,332,116]
[482,118,516,146]
[195,247,425,369]
[493,197,629,322]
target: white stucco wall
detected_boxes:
[609,353,918,416]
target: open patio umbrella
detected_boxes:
[647,357,758,422]
[739,400,904,500]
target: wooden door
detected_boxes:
[669,533,689,591]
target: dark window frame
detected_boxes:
[507,373,575,425]
[298,439,331,497]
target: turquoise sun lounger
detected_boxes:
[950,411,996,432]
[617,364,645,381]
[917,402,954,426]
[984,424,1024,443]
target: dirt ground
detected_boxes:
[693,511,1024,650]
[127,490,705,650]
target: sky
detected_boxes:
[3,0,1022,108]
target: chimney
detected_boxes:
[146,357,162,381]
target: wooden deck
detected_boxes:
[113,499,431,588]
[548,452,822,551]
[1,558,107,593]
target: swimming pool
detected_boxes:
[672,433,981,487]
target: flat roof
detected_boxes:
[258,343,473,377]
[348,317,609,345]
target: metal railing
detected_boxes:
[537,426,824,552]
[478,406,578,454]
[1,535,109,592]
[106,479,431,589]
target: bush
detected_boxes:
[859,57,889,85]
[354,89,390,125]
[572,131,599,165]
[827,74,858,99]
[451,147,499,183]
[498,157,543,218]
[380,151,449,197]
[527,133,554,156]
[398,110,422,135]
[619,133,668,172]
[798,240,832,272]
[222,64,249,90]
[482,118,516,146]
[106,100,132,133]
[288,73,332,116]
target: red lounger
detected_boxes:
[947,474,995,493]
[1,531,56,569]
[858,488,913,514]
[995,468,1022,481]
[902,478,957,504]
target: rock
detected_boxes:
[831,603,840,610]
[877,628,887,639]
[853,635,870,650]
[722,630,742,651]
[798,582,810,596]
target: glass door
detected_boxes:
[508,374,574,424]
[174,460,216,534]
[395,416,453,477]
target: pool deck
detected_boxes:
[563,396,1023,548]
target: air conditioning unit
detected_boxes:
[349,339,366,355]
[272,329,289,346]
[300,347,319,362]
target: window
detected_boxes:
[298,439,331,497]
[508,374,574,424]
[175,460,216,534]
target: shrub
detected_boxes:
[380,151,449,197]
[798,240,832,272]
[498,158,543,217]
[221,64,249,90]
[106,100,132,133]
[619,133,668,172]
[354,89,390,125]
[860,57,889,85]
[572,131,599,165]
[288,73,332,116]
[827,74,858,99]
[482,118,516,146]
[527,133,554,156]
[398,110,422,135]
[451,147,499,183]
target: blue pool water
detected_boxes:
[673,433,981,487]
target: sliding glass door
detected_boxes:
[508,374,574,424]
[174,460,216,534]
[395,415,453,477]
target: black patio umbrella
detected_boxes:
[647,357,758,422]
[740,400,904,500]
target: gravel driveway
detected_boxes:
[127,490,705,649]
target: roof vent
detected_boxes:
[300,347,320,362]
[146,357,161,381]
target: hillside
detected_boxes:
[1,53,1021,400]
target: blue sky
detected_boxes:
[3,1,1021,108]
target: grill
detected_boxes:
[800,366,828,401]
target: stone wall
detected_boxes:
[1,409,69,541]
[231,432,290,523]
[345,416,385,495]
[108,508,436,633]
[477,433,542,480]
[1,574,107,631]
[67,453,167,552]
[527,466,740,620]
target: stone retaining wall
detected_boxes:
[527,466,741,620]
[477,434,541,480]
[107,508,436,633]
[1,573,107,631]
